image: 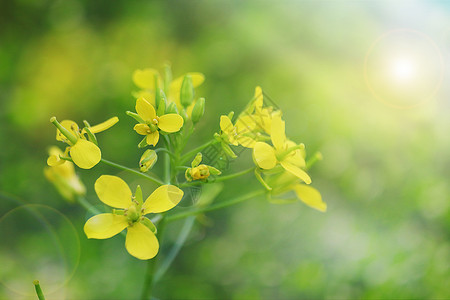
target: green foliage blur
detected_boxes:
[1,0,449,299]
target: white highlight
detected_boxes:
[391,57,416,82]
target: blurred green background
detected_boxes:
[1,0,449,299]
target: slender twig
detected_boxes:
[166,189,264,222]
[180,139,218,164]
[33,280,46,300]
[180,167,255,188]
[100,158,164,186]
[154,216,195,282]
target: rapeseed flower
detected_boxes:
[44,146,86,202]
[185,153,221,181]
[84,175,184,260]
[49,116,118,169]
[219,114,257,148]
[252,114,311,184]
[133,97,184,146]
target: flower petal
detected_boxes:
[142,185,184,214]
[253,142,277,169]
[134,124,150,135]
[56,120,79,141]
[47,154,64,166]
[136,97,156,121]
[88,117,119,134]
[95,175,132,209]
[132,68,160,89]
[146,131,160,146]
[237,135,256,148]
[158,114,184,133]
[235,115,256,133]
[84,213,128,239]
[125,222,159,260]
[280,161,311,184]
[170,72,205,92]
[271,114,286,151]
[70,139,101,169]
[220,115,235,137]
[293,184,326,212]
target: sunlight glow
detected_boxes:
[390,57,416,82]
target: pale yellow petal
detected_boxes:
[134,124,151,135]
[84,213,128,239]
[94,175,132,209]
[70,139,101,169]
[293,184,326,212]
[237,136,256,148]
[158,114,184,133]
[253,142,277,169]
[56,120,79,141]
[88,117,119,134]
[254,86,263,112]
[47,154,64,166]
[170,72,205,92]
[136,97,156,121]
[271,114,286,150]
[146,131,160,146]
[235,115,256,133]
[125,222,159,260]
[280,161,311,184]
[132,68,160,89]
[142,185,184,214]
[220,115,234,135]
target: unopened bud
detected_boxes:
[139,149,158,172]
[191,98,205,124]
[180,74,194,108]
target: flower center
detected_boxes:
[125,202,141,224]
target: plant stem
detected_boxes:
[166,189,264,222]
[154,216,195,282]
[180,139,218,164]
[100,158,164,186]
[140,215,167,300]
[76,196,102,215]
[180,167,255,188]
[33,280,46,300]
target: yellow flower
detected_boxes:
[133,97,184,146]
[50,117,119,169]
[132,68,205,117]
[252,114,311,184]
[267,172,326,212]
[44,146,86,202]
[219,115,257,148]
[185,153,221,181]
[84,175,184,260]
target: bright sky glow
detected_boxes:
[390,57,416,82]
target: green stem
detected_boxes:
[140,215,167,300]
[155,147,176,159]
[154,216,195,282]
[100,158,164,186]
[76,196,102,215]
[166,189,264,222]
[180,167,255,188]
[180,139,218,164]
[33,280,46,300]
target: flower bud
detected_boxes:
[166,102,179,114]
[180,74,194,108]
[191,98,205,124]
[139,149,158,172]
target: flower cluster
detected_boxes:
[45,65,325,262]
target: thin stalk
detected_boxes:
[100,158,164,186]
[140,215,167,300]
[180,167,255,188]
[154,216,195,282]
[180,139,218,164]
[33,280,45,300]
[76,196,102,215]
[166,189,264,222]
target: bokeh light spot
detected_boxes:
[0,205,80,297]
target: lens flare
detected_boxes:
[364,29,444,109]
